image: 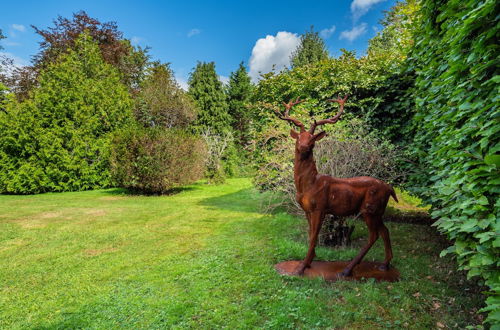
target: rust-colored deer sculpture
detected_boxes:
[275,96,398,277]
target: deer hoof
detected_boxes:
[338,269,352,278]
[292,263,306,276]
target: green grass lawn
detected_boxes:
[0,178,484,329]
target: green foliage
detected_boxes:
[134,62,196,128]
[227,62,254,146]
[110,126,205,194]
[367,0,419,70]
[188,61,231,135]
[252,50,411,142]
[290,26,329,68]
[0,33,133,194]
[366,0,420,145]
[118,39,151,91]
[410,0,499,323]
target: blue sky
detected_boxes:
[0,0,396,88]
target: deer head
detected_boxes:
[275,96,348,155]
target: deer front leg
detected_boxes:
[294,211,324,275]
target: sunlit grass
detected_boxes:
[0,178,484,328]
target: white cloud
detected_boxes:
[351,0,386,20]
[320,26,336,39]
[11,24,26,32]
[248,31,300,82]
[130,36,142,46]
[339,23,368,42]
[187,29,201,38]
[219,75,229,85]
[0,52,28,75]
[175,75,189,91]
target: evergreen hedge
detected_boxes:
[411,0,499,323]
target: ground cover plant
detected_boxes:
[0,178,485,328]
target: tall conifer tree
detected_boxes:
[227,62,253,146]
[188,62,230,135]
[290,26,329,68]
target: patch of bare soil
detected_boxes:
[11,212,63,228]
[99,196,126,201]
[39,212,62,219]
[84,209,106,216]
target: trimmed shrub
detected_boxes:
[110,127,206,194]
[410,0,499,323]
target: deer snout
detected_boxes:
[297,144,312,154]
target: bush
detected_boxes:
[110,127,206,194]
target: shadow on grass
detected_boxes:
[101,183,202,197]
[199,187,265,213]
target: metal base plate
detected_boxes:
[275,260,400,282]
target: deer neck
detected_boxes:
[294,150,318,194]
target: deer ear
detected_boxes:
[290,129,299,139]
[313,131,327,142]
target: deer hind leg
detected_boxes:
[340,215,380,277]
[295,211,324,275]
[378,223,393,271]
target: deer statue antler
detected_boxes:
[309,95,348,134]
[274,97,306,132]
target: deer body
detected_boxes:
[277,96,397,277]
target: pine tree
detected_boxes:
[290,26,329,68]
[188,62,230,135]
[0,33,133,193]
[227,62,253,146]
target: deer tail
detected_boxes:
[390,186,399,203]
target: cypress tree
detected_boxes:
[188,62,230,135]
[227,62,253,146]
[290,26,329,68]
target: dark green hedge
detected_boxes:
[411,0,499,323]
